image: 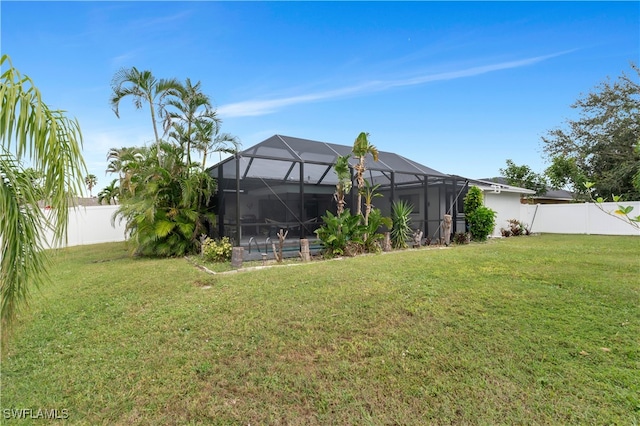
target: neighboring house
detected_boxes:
[483,177,577,204]
[471,178,536,237]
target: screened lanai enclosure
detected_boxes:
[207,135,469,252]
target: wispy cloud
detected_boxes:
[218,50,574,118]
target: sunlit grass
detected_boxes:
[1,234,638,424]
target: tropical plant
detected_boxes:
[362,208,392,253]
[0,54,86,336]
[391,199,413,249]
[109,67,181,156]
[97,179,120,205]
[333,154,352,215]
[114,141,217,257]
[85,174,97,197]
[352,132,378,216]
[315,210,365,258]
[164,78,219,167]
[192,119,240,172]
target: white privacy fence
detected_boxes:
[39,201,638,250]
[42,205,127,248]
[520,202,640,236]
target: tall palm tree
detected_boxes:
[1,54,86,337]
[85,174,97,197]
[352,132,378,216]
[192,119,240,172]
[109,67,181,157]
[164,78,218,167]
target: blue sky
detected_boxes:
[2,1,638,194]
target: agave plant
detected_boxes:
[391,199,413,249]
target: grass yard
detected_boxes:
[1,234,638,424]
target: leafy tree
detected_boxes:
[542,63,640,200]
[499,159,547,196]
[1,54,86,336]
[85,174,97,197]
[545,156,588,199]
[352,132,378,216]
[109,67,181,157]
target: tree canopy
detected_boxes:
[499,159,547,196]
[542,63,640,200]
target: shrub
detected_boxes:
[463,186,496,242]
[467,206,496,241]
[201,237,232,262]
[501,219,530,237]
[463,186,483,214]
[453,232,470,245]
[391,200,413,249]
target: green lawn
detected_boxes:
[1,234,638,425]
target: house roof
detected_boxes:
[480,176,574,199]
[209,135,450,185]
[467,177,536,195]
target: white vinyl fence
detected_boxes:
[520,202,640,236]
[42,205,127,248]
[39,201,638,250]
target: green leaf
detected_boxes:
[154,220,175,237]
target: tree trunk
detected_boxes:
[300,238,310,262]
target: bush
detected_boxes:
[453,232,470,245]
[201,237,232,262]
[467,206,496,241]
[463,186,483,214]
[501,219,531,237]
[463,186,496,242]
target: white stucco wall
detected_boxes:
[483,191,524,237]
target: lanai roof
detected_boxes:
[210,135,449,185]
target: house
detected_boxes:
[483,177,577,204]
[207,135,475,247]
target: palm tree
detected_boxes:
[164,78,218,167]
[352,132,379,216]
[109,67,181,157]
[97,179,119,205]
[114,141,215,256]
[1,54,86,337]
[85,174,97,197]
[192,119,240,172]
[333,155,352,215]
